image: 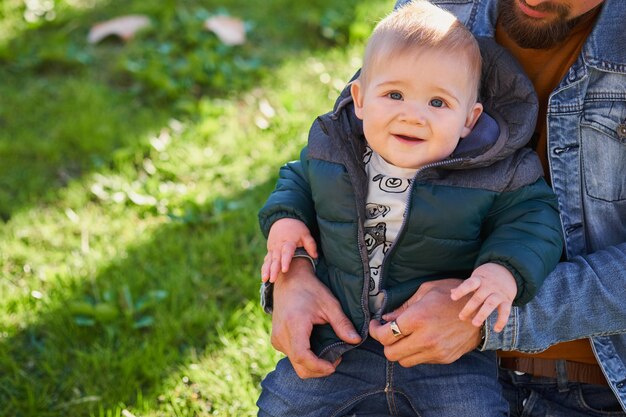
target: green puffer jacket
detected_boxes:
[259,38,564,362]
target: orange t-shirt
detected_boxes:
[495,9,600,365]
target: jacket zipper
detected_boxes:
[378,157,465,313]
[319,220,371,359]
[321,157,467,359]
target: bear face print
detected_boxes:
[372,174,411,193]
[364,222,387,254]
[369,265,381,293]
[366,203,391,219]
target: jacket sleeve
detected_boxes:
[258,146,317,239]
[483,243,626,352]
[475,178,564,305]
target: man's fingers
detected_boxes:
[285,331,337,378]
[384,332,465,367]
[369,319,407,346]
[381,308,402,323]
[369,320,393,344]
[324,300,361,344]
[289,329,335,378]
[396,348,441,368]
[381,296,412,322]
[271,313,337,379]
[381,334,432,365]
[381,280,462,322]
[450,276,481,301]
[368,319,384,342]
[267,255,341,379]
[290,350,337,378]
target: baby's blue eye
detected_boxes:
[389,92,403,100]
[430,98,445,108]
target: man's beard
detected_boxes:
[499,0,589,49]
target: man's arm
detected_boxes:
[267,257,361,378]
[484,242,626,351]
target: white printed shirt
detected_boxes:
[363,147,417,314]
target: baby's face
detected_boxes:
[351,48,482,170]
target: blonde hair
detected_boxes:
[360,1,481,100]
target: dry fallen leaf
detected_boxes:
[204,16,246,46]
[88,15,151,44]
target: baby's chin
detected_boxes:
[387,159,425,170]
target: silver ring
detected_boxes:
[389,320,403,337]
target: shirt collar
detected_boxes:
[582,0,626,73]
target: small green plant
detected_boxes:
[120,8,262,101]
[69,286,168,330]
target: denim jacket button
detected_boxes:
[617,123,626,139]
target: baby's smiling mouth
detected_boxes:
[394,134,424,142]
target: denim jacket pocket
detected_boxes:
[580,101,626,202]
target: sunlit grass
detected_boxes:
[0,0,394,415]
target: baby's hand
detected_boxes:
[261,218,318,283]
[449,263,517,332]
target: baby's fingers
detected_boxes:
[302,234,318,259]
[458,289,487,321]
[261,252,272,282]
[493,302,512,333]
[450,276,481,301]
[268,250,283,283]
[470,294,502,327]
[280,241,297,274]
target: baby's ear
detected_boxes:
[351,79,365,120]
[461,102,483,138]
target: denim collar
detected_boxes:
[583,0,626,73]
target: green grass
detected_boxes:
[0,0,394,415]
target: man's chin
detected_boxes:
[505,28,568,49]
[499,7,572,49]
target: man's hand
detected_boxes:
[262,218,318,283]
[271,258,361,378]
[369,279,481,367]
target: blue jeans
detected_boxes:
[258,338,508,417]
[499,369,626,416]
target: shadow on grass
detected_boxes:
[0,179,278,416]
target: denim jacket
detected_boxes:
[395,0,626,409]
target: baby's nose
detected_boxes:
[401,102,427,124]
